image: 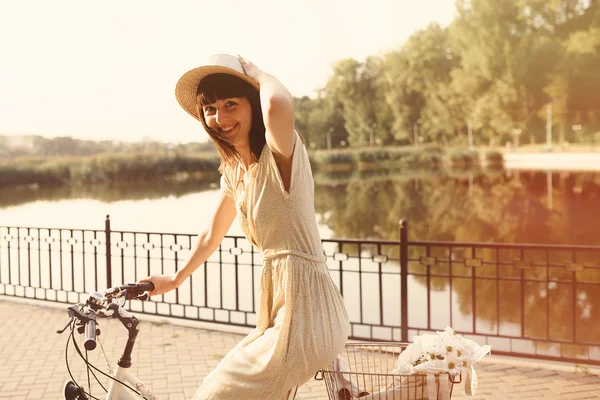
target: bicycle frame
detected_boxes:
[105,365,160,400]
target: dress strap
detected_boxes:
[261,249,327,264]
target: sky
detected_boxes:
[0,0,457,144]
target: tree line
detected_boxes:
[5,1,599,157]
[0,135,217,158]
[295,0,600,150]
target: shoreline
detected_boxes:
[3,150,600,191]
[502,152,600,171]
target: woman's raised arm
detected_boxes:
[238,56,296,159]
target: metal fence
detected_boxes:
[1,216,599,365]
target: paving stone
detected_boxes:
[3,297,600,399]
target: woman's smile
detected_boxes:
[219,122,238,136]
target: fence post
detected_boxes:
[400,219,409,342]
[105,215,112,288]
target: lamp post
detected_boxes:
[513,128,522,149]
[467,119,473,149]
[546,99,557,151]
[413,119,421,147]
[547,170,553,209]
[572,124,582,145]
[369,122,377,147]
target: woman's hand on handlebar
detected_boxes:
[138,275,178,297]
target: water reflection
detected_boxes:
[0,174,220,208]
[314,168,600,245]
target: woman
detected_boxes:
[141,54,349,399]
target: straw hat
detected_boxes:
[175,54,260,121]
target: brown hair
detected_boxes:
[196,73,266,172]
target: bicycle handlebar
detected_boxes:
[103,282,155,301]
[57,282,156,350]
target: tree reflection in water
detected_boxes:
[315,168,600,361]
[314,168,600,244]
[0,174,220,208]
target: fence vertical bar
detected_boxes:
[93,231,98,292]
[358,243,363,329]
[27,227,31,287]
[520,248,525,339]
[105,215,112,288]
[251,245,255,316]
[189,235,193,308]
[338,243,344,297]
[449,245,454,327]
[7,228,12,286]
[48,229,53,291]
[546,249,551,342]
[234,238,239,313]
[37,229,42,295]
[69,229,75,292]
[17,227,21,286]
[81,230,86,293]
[120,232,125,288]
[471,246,477,334]
[59,230,63,290]
[377,243,384,331]
[426,244,432,331]
[572,250,577,343]
[400,219,409,342]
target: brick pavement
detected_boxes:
[1,297,600,399]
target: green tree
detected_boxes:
[449,0,598,146]
[450,0,541,144]
[294,95,347,149]
[402,23,461,145]
[323,57,391,147]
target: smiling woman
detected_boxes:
[138,54,350,400]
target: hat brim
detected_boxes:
[175,65,260,121]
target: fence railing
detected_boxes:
[1,216,599,365]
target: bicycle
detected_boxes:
[57,282,159,400]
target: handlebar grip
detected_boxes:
[138,281,155,293]
[84,319,97,351]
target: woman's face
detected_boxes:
[202,97,252,147]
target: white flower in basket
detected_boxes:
[365,327,491,399]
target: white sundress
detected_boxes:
[193,132,350,400]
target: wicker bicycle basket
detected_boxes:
[315,342,461,400]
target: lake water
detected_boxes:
[2,168,600,244]
[0,177,332,238]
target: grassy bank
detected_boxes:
[309,145,443,172]
[308,146,503,172]
[1,152,221,188]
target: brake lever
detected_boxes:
[136,293,150,301]
[58,304,93,333]
[57,311,75,334]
